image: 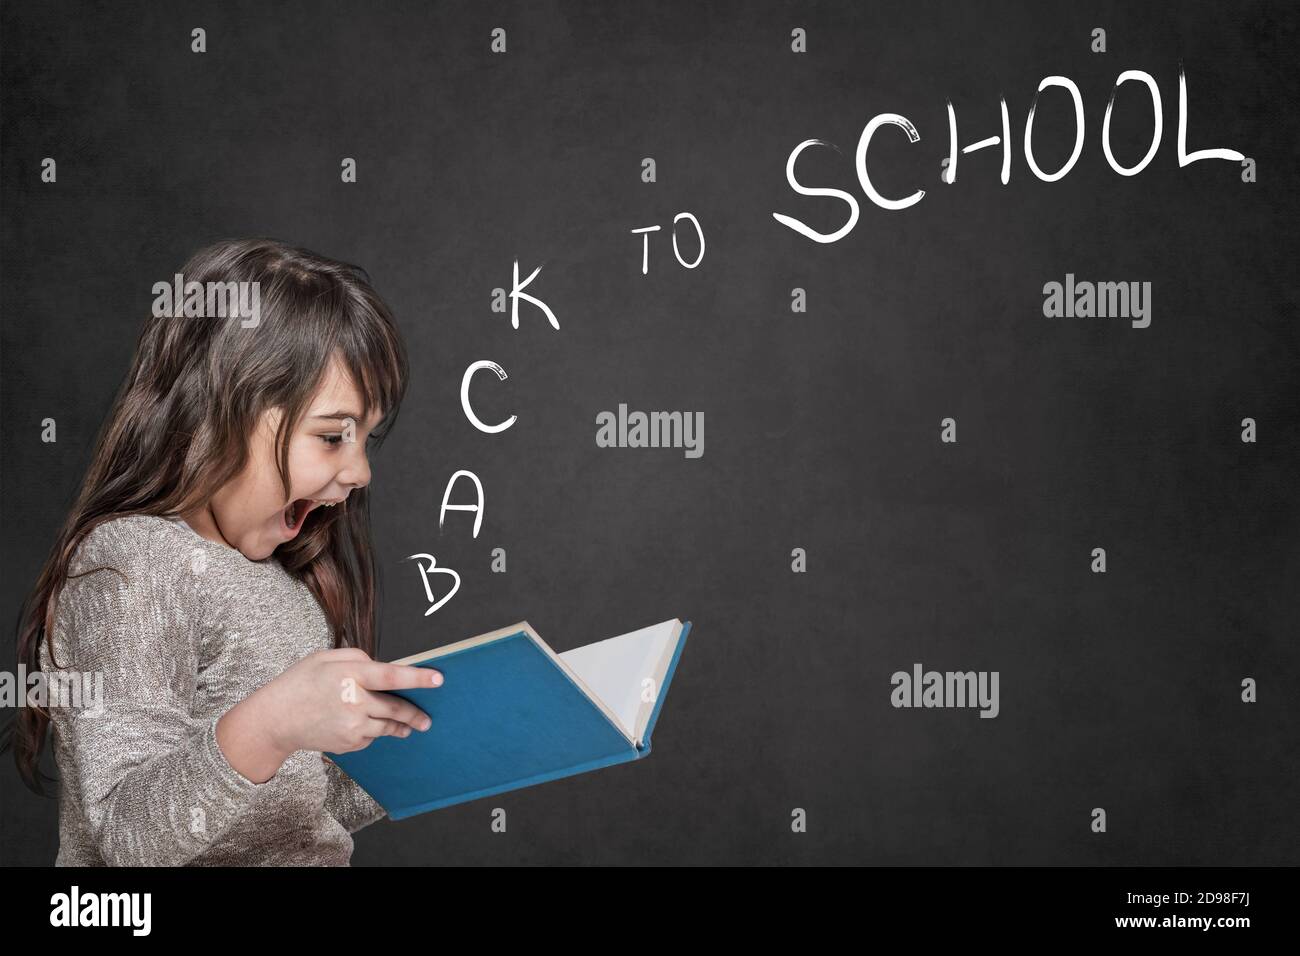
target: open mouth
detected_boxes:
[282,499,312,534]
[281,495,346,535]
[282,499,320,534]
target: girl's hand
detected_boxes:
[255,647,442,756]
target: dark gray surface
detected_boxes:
[3,0,1296,865]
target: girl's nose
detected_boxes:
[338,452,371,491]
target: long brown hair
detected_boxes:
[3,237,409,795]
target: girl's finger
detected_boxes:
[360,717,409,740]
[356,661,443,691]
[364,691,432,731]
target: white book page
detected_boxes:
[558,620,679,744]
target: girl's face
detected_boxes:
[183,355,383,560]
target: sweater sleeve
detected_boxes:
[44,524,276,866]
[322,756,388,833]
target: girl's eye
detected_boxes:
[320,433,379,447]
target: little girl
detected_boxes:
[3,238,443,865]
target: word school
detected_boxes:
[891,664,1000,718]
[596,404,703,458]
[1042,274,1151,327]
[775,67,1246,241]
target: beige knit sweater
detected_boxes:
[39,514,387,866]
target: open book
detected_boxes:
[324,618,692,820]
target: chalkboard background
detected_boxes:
[3,0,1297,865]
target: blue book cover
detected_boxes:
[324,618,691,820]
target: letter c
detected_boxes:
[461,360,517,433]
[855,113,925,210]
